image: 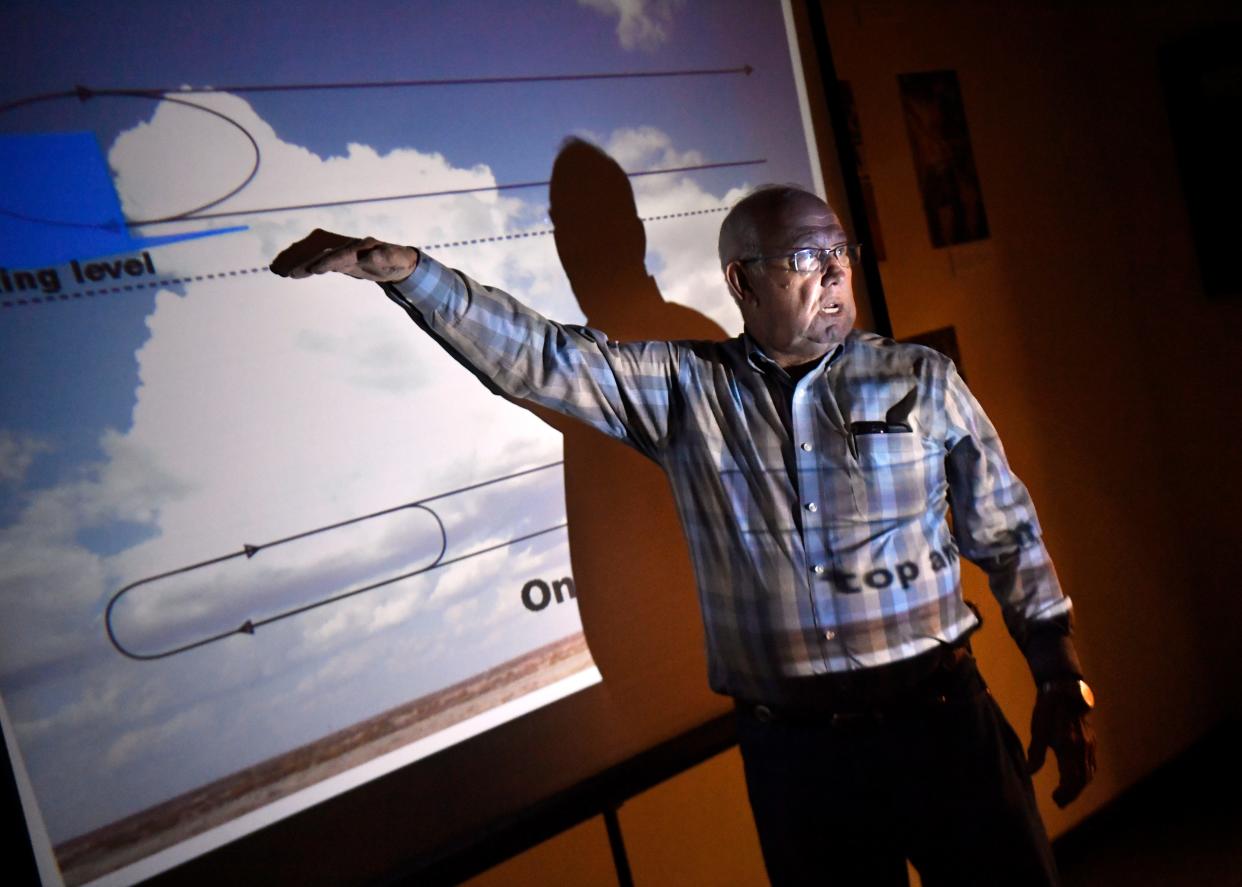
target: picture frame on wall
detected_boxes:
[898,70,990,249]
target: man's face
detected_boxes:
[726,194,856,368]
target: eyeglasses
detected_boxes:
[740,243,862,274]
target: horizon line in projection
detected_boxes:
[106,461,570,661]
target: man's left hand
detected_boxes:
[1027,684,1098,807]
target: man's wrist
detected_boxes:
[1023,616,1083,685]
[384,246,420,283]
[1038,677,1096,715]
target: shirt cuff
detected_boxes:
[383,249,450,314]
[1023,619,1084,684]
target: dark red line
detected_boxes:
[2,65,753,115]
[143,65,754,96]
[140,159,765,224]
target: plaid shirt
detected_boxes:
[385,253,1076,703]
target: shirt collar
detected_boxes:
[742,331,846,384]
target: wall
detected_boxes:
[822,0,1242,840]
[464,0,1242,882]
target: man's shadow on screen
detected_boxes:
[538,138,727,689]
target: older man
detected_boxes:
[274,185,1095,886]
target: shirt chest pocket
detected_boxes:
[853,432,938,519]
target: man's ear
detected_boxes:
[725,260,751,306]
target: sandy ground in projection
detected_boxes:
[54,633,592,886]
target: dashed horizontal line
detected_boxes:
[0,207,730,310]
[420,206,727,251]
[0,266,271,309]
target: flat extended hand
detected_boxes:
[270,229,418,282]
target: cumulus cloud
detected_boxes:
[580,125,750,333]
[577,0,684,51]
[0,92,590,839]
[0,92,740,844]
[0,430,51,485]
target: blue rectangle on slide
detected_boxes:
[0,131,242,268]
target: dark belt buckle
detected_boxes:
[752,704,774,723]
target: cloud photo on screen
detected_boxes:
[0,2,820,881]
[1,94,748,885]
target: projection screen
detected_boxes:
[0,1,842,883]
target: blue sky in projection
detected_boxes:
[1,0,810,504]
[0,0,815,843]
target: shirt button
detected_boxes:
[813,563,826,575]
[825,630,836,641]
[805,502,818,512]
[800,442,813,452]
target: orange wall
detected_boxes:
[465,1,1242,882]
[822,0,1242,840]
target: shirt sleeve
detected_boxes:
[381,250,680,461]
[942,363,1083,682]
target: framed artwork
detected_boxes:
[898,70,990,248]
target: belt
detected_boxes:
[738,642,977,725]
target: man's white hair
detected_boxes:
[717,184,830,269]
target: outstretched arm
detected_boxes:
[271,230,680,460]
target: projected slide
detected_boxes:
[0,1,821,883]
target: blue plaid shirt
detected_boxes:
[385,253,1076,703]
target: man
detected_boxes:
[273,185,1096,885]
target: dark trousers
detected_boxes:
[736,653,1058,886]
